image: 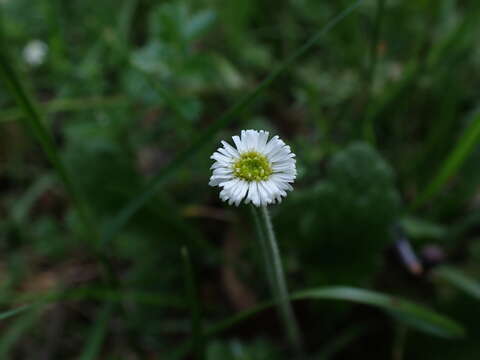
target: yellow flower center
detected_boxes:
[232,151,273,182]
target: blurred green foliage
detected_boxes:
[279,142,400,286]
[1,0,480,359]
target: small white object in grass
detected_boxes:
[23,40,48,66]
[209,129,296,207]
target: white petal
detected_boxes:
[257,130,269,153]
[210,161,225,170]
[270,150,291,163]
[222,178,240,190]
[212,168,233,175]
[264,135,280,155]
[266,143,287,160]
[266,138,285,156]
[234,180,249,206]
[230,180,246,205]
[221,141,240,158]
[217,147,233,158]
[209,176,230,187]
[246,182,257,206]
[250,130,260,151]
[210,152,232,164]
[272,162,295,171]
[232,135,245,153]
[257,182,271,205]
[253,182,262,206]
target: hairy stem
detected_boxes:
[252,205,303,355]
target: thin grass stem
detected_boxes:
[253,205,303,355]
[181,247,205,360]
[251,206,276,292]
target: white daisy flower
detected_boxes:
[209,129,297,207]
[23,40,48,67]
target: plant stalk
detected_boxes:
[253,205,303,355]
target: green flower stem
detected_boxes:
[251,207,276,293]
[252,205,303,355]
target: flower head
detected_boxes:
[23,40,48,66]
[209,129,296,206]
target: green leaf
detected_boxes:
[434,266,480,300]
[299,287,464,339]
[208,286,464,339]
[101,0,364,247]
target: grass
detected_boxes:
[1,0,480,358]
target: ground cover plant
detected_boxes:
[1,0,480,359]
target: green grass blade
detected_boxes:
[0,307,42,358]
[102,0,364,247]
[0,305,32,321]
[426,2,480,69]
[0,32,98,243]
[434,266,480,300]
[413,111,480,209]
[181,247,205,360]
[207,286,464,339]
[79,302,114,360]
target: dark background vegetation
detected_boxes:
[1,0,480,358]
